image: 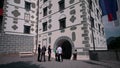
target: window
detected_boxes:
[58,0,65,11]
[59,18,66,29]
[43,0,47,3]
[25,1,31,11]
[43,22,47,31]
[24,25,31,34]
[43,7,47,16]
[88,0,92,11]
[98,24,101,32]
[102,28,104,35]
[90,16,94,28]
[97,9,99,19]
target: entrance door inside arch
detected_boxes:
[61,40,72,59]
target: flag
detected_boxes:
[99,0,118,21]
[99,0,107,16]
[0,8,3,16]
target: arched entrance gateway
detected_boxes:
[54,36,74,59]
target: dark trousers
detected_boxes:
[37,53,41,61]
[58,54,63,62]
[41,53,46,61]
[55,53,58,61]
[48,53,51,61]
[73,54,77,60]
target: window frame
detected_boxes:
[25,1,31,11]
[58,0,65,11]
[24,25,31,34]
[43,22,47,31]
[43,7,47,16]
[59,18,66,30]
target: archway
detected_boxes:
[54,36,74,59]
[61,40,72,59]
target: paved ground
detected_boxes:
[0,54,120,68]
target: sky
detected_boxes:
[102,0,120,39]
[102,15,120,39]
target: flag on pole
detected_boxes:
[99,0,118,21]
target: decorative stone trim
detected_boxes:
[32,3,36,8]
[69,5,75,9]
[70,9,76,15]
[70,15,76,23]
[48,32,52,35]
[14,0,21,4]
[60,29,65,33]
[12,10,20,17]
[72,32,76,41]
[69,0,75,4]
[49,37,51,44]
[12,25,18,30]
[70,26,77,30]
[82,34,88,37]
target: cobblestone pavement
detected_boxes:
[0,54,120,68]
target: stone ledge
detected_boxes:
[19,51,34,57]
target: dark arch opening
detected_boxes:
[59,40,72,59]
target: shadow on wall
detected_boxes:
[0,61,44,68]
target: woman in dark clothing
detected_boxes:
[48,45,51,61]
[37,44,41,61]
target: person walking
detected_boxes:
[56,45,63,62]
[41,46,46,62]
[37,44,41,62]
[48,45,51,61]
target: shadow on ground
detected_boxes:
[82,61,111,68]
[0,61,44,68]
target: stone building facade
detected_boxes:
[0,0,107,60]
[38,0,107,59]
[0,0,38,54]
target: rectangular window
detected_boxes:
[90,16,94,28]
[88,0,92,11]
[43,22,47,31]
[98,24,101,32]
[43,0,47,3]
[43,7,47,16]
[25,1,31,11]
[58,0,65,11]
[59,18,66,29]
[97,9,99,19]
[24,25,31,34]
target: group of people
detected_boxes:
[37,44,63,62]
[37,44,51,62]
[37,44,77,62]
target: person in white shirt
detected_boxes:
[56,45,63,62]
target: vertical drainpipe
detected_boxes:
[35,0,39,54]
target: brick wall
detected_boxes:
[0,34,34,54]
